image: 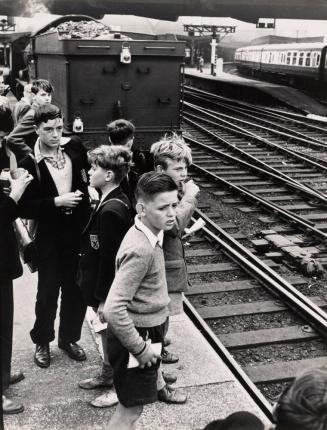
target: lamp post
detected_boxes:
[183,24,236,75]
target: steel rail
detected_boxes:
[184,118,327,203]
[193,210,327,329]
[200,97,327,147]
[191,161,327,241]
[184,85,327,133]
[185,100,327,155]
[184,86,327,140]
[183,298,274,422]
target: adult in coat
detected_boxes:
[1,168,33,414]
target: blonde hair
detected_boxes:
[150,133,192,168]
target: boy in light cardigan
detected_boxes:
[103,172,187,430]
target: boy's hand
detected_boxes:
[137,343,161,368]
[97,301,105,323]
[88,185,99,202]
[8,170,33,203]
[54,191,83,208]
[184,180,200,198]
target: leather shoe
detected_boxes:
[158,385,187,404]
[34,344,50,368]
[59,341,86,361]
[10,371,25,385]
[162,372,177,384]
[90,391,119,408]
[79,375,113,390]
[2,395,24,414]
[162,348,179,364]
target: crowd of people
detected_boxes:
[0,75,327,430]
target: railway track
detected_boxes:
[176,87,327,415]
[184,86,327,161]
[182,205,327,413]
[181,123,327,276]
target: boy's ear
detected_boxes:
[105,170,114,182]
[136,202,145,216]
[34,125,39,135]
[155,165,163,173]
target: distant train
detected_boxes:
[234,42,327,86]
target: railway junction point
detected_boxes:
[4,267,271,430]
[185,67,327,117]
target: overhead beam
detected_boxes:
[3,0,327,23]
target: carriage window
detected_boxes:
[292,52,298,65]
[305,52,311,66]
[298,52,304,66]
[286,52,291,65]
[317,54,320,66]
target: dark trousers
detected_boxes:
[30,249,87,345]
[0,278,13,391]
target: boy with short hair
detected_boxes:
[150,134,200,363]
[107,119,135,149]
[77,145,133,407]
[103,171,186,430]
[18,104,90,368]
[6,79,54,161]
[107,119,139,209]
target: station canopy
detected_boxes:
[3,0,327,23]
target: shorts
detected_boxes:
[107,319,167,407]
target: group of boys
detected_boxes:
[2,78,200,429]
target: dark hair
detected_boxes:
[34,104,62,127]
[136,171,178,202]
[87,145,133,184]
[274,367,327,430]
[107,119,135,145]
[203,411,264,430]
[0,96,13,133]
[31,79,54,95]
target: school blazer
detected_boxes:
[77,186,132,308]
[17,136,91,258]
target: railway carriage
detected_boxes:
[235,42,327,85]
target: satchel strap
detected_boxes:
[101,197,130,211]
[28,153,41,184]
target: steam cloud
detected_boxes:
[26,0,51,15]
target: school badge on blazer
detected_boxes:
[81,169,88,183]
[90,234,100,250]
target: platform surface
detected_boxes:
[4,267,271,430]
[185,67,327,116]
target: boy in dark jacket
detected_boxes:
[107,119,139,210]
[6,79,53,162]
[78,145,133,407]
[18,104,91,368]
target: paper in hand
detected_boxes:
[127,342,162,369]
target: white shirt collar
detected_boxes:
[135,215,163,248]
[34,136,72,163]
